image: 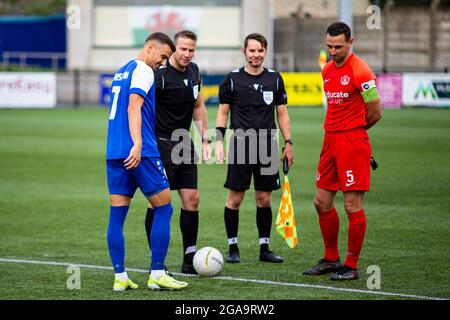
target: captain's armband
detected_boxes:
[360,80,380,103]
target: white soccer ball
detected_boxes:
[193,246,224,277]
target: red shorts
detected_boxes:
[316,128,371,192]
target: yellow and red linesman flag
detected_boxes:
[318,49,328,70]
[276,172,298,249]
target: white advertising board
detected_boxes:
[0,72,57,108]
[402,73,450,107]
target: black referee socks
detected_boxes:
[257,206,273,252]
[180,209,199,264]
[224,207,239,251]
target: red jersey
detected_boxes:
[322,53,376,132]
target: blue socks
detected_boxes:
[107,203,173,273]
[107,205,129,273]
[150,203,173,270]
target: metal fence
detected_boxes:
[2,52,66,70]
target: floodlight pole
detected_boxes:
[338,0,353,39]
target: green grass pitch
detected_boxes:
[0,106,449,300]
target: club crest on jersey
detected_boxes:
[183,79,188,86]
[263,91,273,105]
[340,75,350,86]
[193,84,199,99]
[253,84,259,90]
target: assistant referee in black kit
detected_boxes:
[145,30,211,274]
[215,33,294,263]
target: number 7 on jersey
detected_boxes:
[109,86,121,120]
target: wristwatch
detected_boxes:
[202,136,211,144]
[284,139,293,146]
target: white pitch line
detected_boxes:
[0,257,447,300]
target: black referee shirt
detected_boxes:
[154,61,201,138]
[218,67,288,131]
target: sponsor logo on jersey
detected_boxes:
[263,91,273,105]
[361,79,376,91]
[340,75,350,85]
[325,91,349,105]
[325,91,349,99]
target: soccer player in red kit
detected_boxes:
[303,22,382,280]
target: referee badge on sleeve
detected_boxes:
[193,84,199,99]
[263,91,273,105]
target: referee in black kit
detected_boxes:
[145,30,211,274]
[215,33,294,263]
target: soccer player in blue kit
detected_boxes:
[105,32,188,291]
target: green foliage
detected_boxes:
[0,0,66,15]
[0,107,449,300]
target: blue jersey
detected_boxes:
[106,59,160,160]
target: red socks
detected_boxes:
[344,210,366,270]
[317,208,340,261]
[318,208,367,270]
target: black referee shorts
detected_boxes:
[224,133,280,192]
[157,137,198,190]
[224,163,280,192]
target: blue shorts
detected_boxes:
[106,157,169,198]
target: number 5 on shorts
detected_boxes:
[346,170,354,186]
